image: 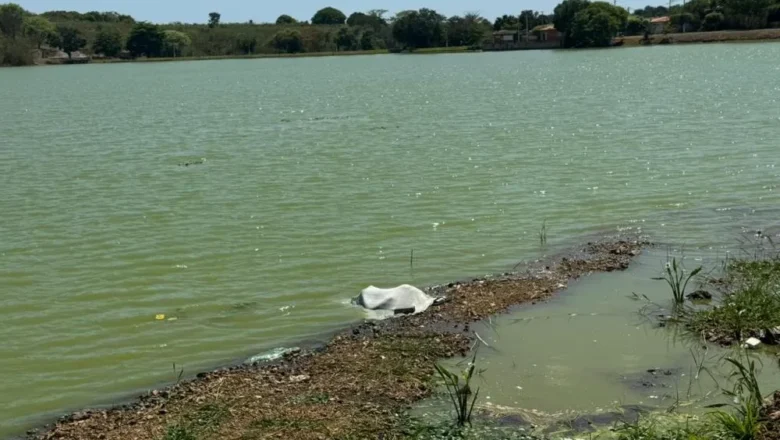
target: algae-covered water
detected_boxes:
[1,43,779,436]
[424,248,780,436]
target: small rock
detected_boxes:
[687,290,713,301]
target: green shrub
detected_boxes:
[0,36,34,66]
[702,12,725,31]
[271,29,304,53]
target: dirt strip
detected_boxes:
[28,239,647,440]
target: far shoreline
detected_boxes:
[4,28,780,69]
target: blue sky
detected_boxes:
[17,0,662,23]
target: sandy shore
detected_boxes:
[27,238,647,440]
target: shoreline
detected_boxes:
[25,237,647,440]
[2,29,779,69]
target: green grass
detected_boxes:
[615,419,709,440]
[686,257,780,342]
[160,402,231,440]
[162,425,196,440]
[708,356,765,440]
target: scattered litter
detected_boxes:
[246,347,300,364]
[167,317,178,322]
[155,314,166,321]
[289,375,310,383]
[744,337,762,348]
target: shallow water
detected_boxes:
[1,44,779,436]
[425,249,780,434]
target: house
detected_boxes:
[492,30,519,44]
[650,16,670,34]
[532,24,562,42]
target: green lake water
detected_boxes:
[1,44,779,437]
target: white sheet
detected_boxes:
[355,284,436,314]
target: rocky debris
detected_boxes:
[621,368,681,392]
[687,290,713,301]
[550,405,650,434]
[28,238,646,440]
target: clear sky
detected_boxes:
[16,0,661,23]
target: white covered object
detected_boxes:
[355,284,436,314]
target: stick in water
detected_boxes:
[410,249,414,269]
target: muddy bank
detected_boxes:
[27,238,647,440]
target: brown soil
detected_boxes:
[29,238,647,440]
[619,28,780,46]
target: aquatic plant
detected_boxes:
[654,257,702,305]
[434,353,480,427]
[708,356,764,440]
[173,362,184,384]
[539,220,548,247]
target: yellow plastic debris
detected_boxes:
[155,314,166,321]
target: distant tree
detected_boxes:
[493,14,519,31]
[336,26,357,50]
[671,12,699,31]
[360,28,377,50]
[768,4,780,23]
[569,2,628,47]
[93,26,123,56]
[683,0,715,19]
[347,12,387,29]
[392,8,445,49]
[163,30,191,57]
[632,5,669,18]
[126,22,164,57]
[208,12,221,28]
[625,15,649,35]
[236,34,257,54]
[701,11,725,30]
[367,9,388,21]
[24,16,56,50]
[447,13,488,46]
[0,3,25,39]
[312,7,346,25]
[276,14,297,24]
[554,0,591,45]
[56,25,86,58]
[271,29,303,53]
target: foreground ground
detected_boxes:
[28,239,645,440]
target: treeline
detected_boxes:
[2,0,780,66]
[633,0,780,32]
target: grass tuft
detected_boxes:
[162,425,196,440]
[434,352,480,427]
[653,257,702,305]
